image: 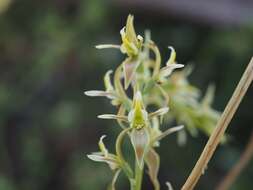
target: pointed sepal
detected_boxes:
[130,128,150,167]
[145,148,160,190]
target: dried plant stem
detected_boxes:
[216,131,253,190]
[181,58,253,190]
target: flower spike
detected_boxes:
[86,14,221,189]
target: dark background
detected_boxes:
[0,0,252,189]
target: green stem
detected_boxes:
[134,162,144,190]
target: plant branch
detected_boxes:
[181,57,253,190]
[215,131,253,190]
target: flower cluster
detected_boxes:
[85,15,220,190]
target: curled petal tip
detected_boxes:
[166,46,177,65]
[106,70,113,74]
[166,182,174,190]
[100,135,107,140]
[168,46,175,51]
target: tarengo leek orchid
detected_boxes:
[85,14,220,190]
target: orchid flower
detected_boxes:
[85,14,220,190]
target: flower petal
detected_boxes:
[104,70,114,92]
[99,135,108,156]
[154,125,184,142]
[130,128,150,167]
[84,90,116,99]
[160,64,184,78]
[166,182,174,190]
[145,148,160,190]
[97,114,128,122]
[166,46,176,65]
[95,44,121,49]
[129,91,148,129]
[123,58,140,89]
[125,14,138,46]
[87,154,119,170]
[148,107,169,119]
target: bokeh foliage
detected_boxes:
[0,0,252,190]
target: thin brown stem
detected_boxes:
[181,57,253,190]
[216,131,253,190]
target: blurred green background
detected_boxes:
[0,0,252,189]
